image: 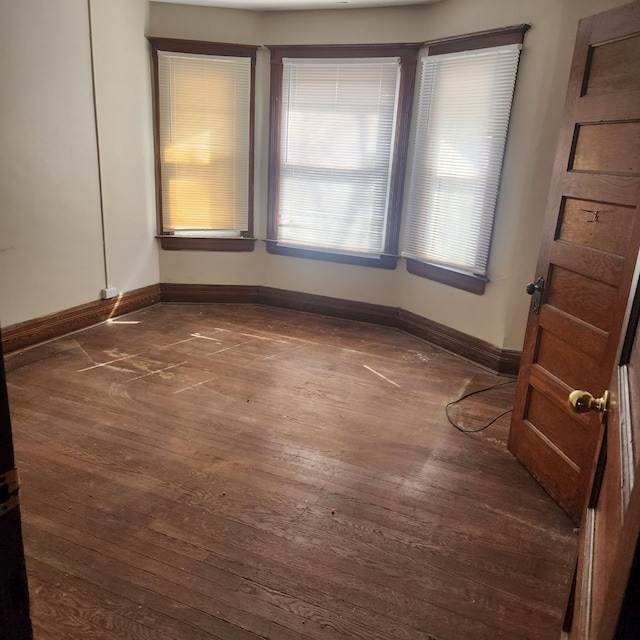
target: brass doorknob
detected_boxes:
[568,389,610,414]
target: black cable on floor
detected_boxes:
[446,380,517,434]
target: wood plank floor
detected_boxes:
[5,304,576,640]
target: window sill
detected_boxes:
[266,241,398,269]
[406,258,487,294]
[157,236,257,252]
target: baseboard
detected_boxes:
[498,349,522,377]
[259,287,399,326]
[159,283,260,304]
[398,309,520,376]
[1,284,160,354]
[2,282,521,374]
[160,283,520,374]
[158,284,398,326]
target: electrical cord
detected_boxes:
[446,380,517,433]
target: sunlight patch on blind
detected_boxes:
[158,51,251,234]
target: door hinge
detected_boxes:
[0,468,20,517]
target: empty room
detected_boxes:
[1,0,640,639]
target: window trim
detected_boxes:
[267,43,420,268]
[425,24,529,56]
[403,24,529,294]
[406,259,488,295]
[148,37,259,252]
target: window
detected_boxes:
[267,45,419,268]
[149,38,258,251]
[402,27,527,293]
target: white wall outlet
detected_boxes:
[101,287,118,300]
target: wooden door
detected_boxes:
[565,251,640,639]
[0,328,33,640]
[509,1,640,522]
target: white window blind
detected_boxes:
[277,57,401,255]
[402,44,521,275]
[157,51,251,236]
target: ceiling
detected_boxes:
[152,0,443,11]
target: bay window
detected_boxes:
[402,26,527,293]
[267,45,419,268]
[149,38,258,251]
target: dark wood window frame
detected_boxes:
[267,43,420,269]
[405,24,529,294]
[148,37,259,252]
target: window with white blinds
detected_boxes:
[402,44,521,277]
[156,50,252,237]
[276,57,402,256]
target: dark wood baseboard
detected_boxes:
[398,309,520,376]
[158,284,397,326]
[498,349,522,377]
[159,283,520,374]
[159,283,260,304]
[1,282,520,373]
[1,284,160,354]
[260,287,399,326]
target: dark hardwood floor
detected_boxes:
[4,304,576,640]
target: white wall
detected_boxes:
[0,0,630,351]
[0,0,104,327]
[0,0,158,328]
[90,0,159,298]
[150,0,631,351]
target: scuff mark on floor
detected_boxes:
[77,352,142,373]
[363,364,400,388]
[173,376,219,394]
[127,361,187,382]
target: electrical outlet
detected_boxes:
[101,287,118,300]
